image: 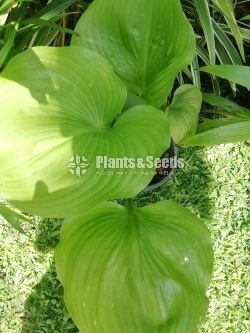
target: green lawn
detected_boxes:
[0,143,249,333]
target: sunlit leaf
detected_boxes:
[200,65,250,89]
[71,0,195,107]
[56,200,213,333]
[0,47,170,217]
[0,201,28,233]
[181,119,250,146]
[166,85,202,144]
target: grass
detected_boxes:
[0,143,250,333]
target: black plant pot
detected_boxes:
[146,139,177,191]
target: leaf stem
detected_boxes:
[127,198,134,209]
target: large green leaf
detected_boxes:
[166,85,202,144]
[181,119,250,146]
[71,0,195,107]
[200,65,250,89]
[55,200,213,333]
[0,47,170,217]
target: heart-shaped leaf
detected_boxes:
[56,200,213,333]
[166,85,202,144]
[71,0,195,107]
[0,47,170,217]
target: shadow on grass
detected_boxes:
[21,147,214,333]
[20,218,78,333]
[136,147,215,222]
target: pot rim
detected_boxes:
[145,139,177,192]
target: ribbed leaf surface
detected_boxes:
[0,47,170,217]
[72,0,195,107]
[56,200,213,333]
[166,85,202,144]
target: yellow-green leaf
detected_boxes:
[56,200,213,333]
[71,0,195,107]
[0,47,170,217]
[166,85,202,144]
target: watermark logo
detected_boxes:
[67,154,185,177]
[67,154,89,177]
[95,156,183,169]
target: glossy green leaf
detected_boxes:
[181,119,250,146]
[56,200,213,333]
[71,0,195,107]
[0,47,170,217]
[166,85,202,144]
[200,65,250,89]
[0,202,28,234]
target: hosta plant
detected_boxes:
[1,0,250,332]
